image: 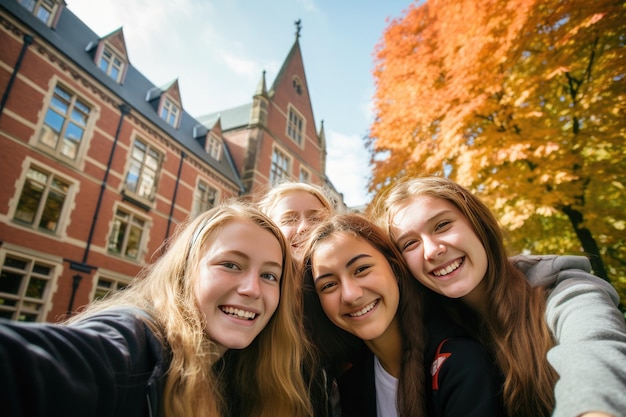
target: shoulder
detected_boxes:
[428,338,506,417]
[430,337,496,385]
[510,254,593,287]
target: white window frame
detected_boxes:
[206,134,222,160]
[286,106,304,146]
[124,139,162,202]
[192,180,219,218]
[18,0,59,26]
[37,84,92,162]
[91,271,131,302]
[0,249,59,322]
[160,97,180,128]
[107,205,149,261]
[98,46,125,82]
[299,167,311,184]
[270,147,291,185]
[11,161,75,236]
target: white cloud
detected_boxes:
[325,130,372,208]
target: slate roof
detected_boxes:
[1,1,244,191]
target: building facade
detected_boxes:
[0,0,342,322]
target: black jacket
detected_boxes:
[338,315,506,417]
[0,308,170,417]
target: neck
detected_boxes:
[364,318,403,377]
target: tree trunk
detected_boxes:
[561,205,609,282]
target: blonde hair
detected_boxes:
[69,201,314,417]
[372,176,557,417]
[257,181,337,216]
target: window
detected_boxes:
[206,135,222,160]
[125,140,161,201]
[299,167,310,183]
[0,254,54,322]
[13,166,69,233]
[18,0,58,26]
[292,76,303,95]
[287,107,304,145]
[193,181,218,218]
[38,85,91,160]
[107,208,146,260]
[98,46,124,82]
[270,148,291,185]
[92,276,129,301]
[160,98,179,128]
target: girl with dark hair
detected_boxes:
[302,213,505,417]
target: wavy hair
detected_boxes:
[68,201,314,417]
[302,213,427,417]
[371,176,557,417]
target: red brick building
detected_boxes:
[0,0,343,322]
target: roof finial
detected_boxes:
[295,19,302,39]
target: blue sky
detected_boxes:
[67,0,411,207]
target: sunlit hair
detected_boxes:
[371,176,557,417]
[68,201,314,417]
[302,213,427,417]
[257,181,337,216]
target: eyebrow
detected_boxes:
[313,253,371,283]
[223,249,282,271]
[394,209,453,242]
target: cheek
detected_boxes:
[318,294,337,317]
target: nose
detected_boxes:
[423,236,446,260]
[340,278,363,305]
[296,217,312,234]
[238,272,262,299]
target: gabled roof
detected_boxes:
[1,1,243,190]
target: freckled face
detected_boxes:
[268,190,330,260]
[311,232,400,344]
[194,219,282,356]
[391,195,488,310]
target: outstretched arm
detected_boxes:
[516,255,626,417]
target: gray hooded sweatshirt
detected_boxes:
[513,255,626,417]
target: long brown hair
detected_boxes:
[372,176,557,417]
[69,201,314,417]
[302,213,427,417]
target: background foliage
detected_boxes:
[367,0,626,307]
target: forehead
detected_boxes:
[207,219,279,252]
[392,195,457,227]
[271,190,328,216]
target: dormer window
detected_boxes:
[206,134,222,161]
[18,0,59,26]
[99,47,124,82]
[160,98,179,128]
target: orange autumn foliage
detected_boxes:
[368,0,626,305]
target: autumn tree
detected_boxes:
[368,0,626,304]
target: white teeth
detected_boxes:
[220,306,257,320]
[349,300,378,317]
[433,258,463,277]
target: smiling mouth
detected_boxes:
[220,306,258,320]
[348,300,378,317]
[432,257,464,277]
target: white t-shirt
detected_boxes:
[374,355,398,417]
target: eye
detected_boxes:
[220,261,240,270]
[261,271,280,282]
[399,239,420,252]
[318,281,337,292]
[434,220,452,232]
[280,215,299,226]
[354,264,372,275]
[309,212,328,223]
